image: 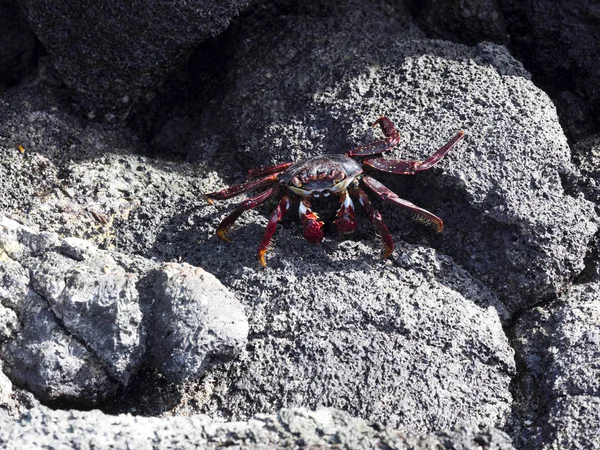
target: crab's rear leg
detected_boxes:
[364,131,464,174]
[346,116,401,157]
[247,162,293,179]
[362,175,443,232]
[214,186,281,243]
[351,185,395,258]
[205,173,280,203]
[258,196,292,267]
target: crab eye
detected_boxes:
[291,176,302,187]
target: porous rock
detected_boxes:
[178,3,597,312]
[17,0,250,121]
[138,239,514,434]
[0,405,515,450]
[151,262,248,382]
[511,281,600,449]
[1,216,247,406]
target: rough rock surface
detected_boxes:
[16,0,250,121]
[0,406,515,450]
[179,3,597,313]
[511,281,600,449]
[1,0,600,448]
[151,263,249,382]
[0,216,248,405]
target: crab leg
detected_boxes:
[361,175,443,232]
[351,186,395,258]
[215,186,281,242]
[258,196,292,267]
[364,131,464,174]
[204,173,279,203]
[299,199,325,245]
[334,191,357,234]
[346,116,401,157]
[247,162,293,179]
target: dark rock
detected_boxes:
[409,0,509,46]
[498,0,600,140]
[0,0,37,92]
[151,262,248,382]
[511,281,600,448]
[16,0,250,121]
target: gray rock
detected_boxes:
[17,0,249,121]
[182,3,597,312]
[147,241,514,433]
[28,251,145,385]
[511,281,600,448]
[151,262,248,382]
[0,405,515,449]
[1,286,121,404]
[1,216,247,406]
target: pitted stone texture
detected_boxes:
[17,0,249,121]
[143,241,515,434]
[0,406,515,450]
[28,250,145,386]
[151,263,248,382]
[180,3,597,312]
[511,281,600,449]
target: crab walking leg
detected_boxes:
[215,186,281,243]
[361,175,444,232]
[204,173,279,203]
[364,130,465,174]
[258,196,292,267]
[334,191,357,234]
[299,199,325,245]
[247,162,293,179]
[351,186,395,258]
[346,116,401,157]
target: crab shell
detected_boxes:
[279,155,363,198]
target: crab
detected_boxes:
[205,117,464,266]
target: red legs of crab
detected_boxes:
[247,162,293,179]
[346,116,401,157]
[299,199,325,245]
[351,186,395,258]
[334,192,357,234]
[361,175,444,232]
[364,130,465,174]
[258,196,292,267]
[204,173,280,203]
[214,186,281,243]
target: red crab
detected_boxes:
[206,117,464,266]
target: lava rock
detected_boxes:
[16,0,250,121]
[151,262,248,382]
[0,405,515,450]
[0,0,37,91]
[28,250,145,386]
[511,281,600,448]
[0,216,247,407]
[178,3,597,312]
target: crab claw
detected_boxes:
[299,200,325,245]
[303,219,325,244]
[334,192,357,234]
